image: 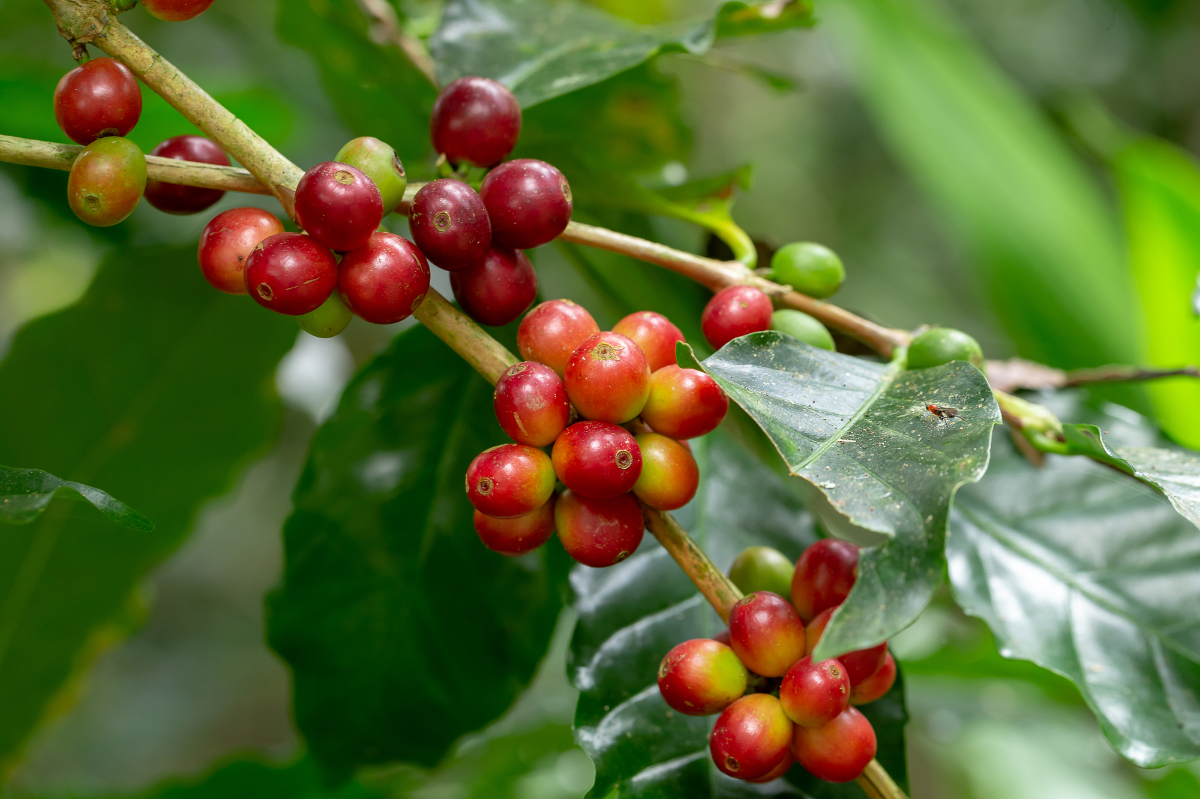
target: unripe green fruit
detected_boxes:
[67,137,146,227]
[335,137,408,213]
[729,546,794,598]
[771,243,844,299]
[906,327,984,370]
[770,310,834,351]
[298,292,353,338]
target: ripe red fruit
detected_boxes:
[473,496,556,557]
[409,179,491,271]
[611,311,685,373]
[243,233,338,315]
[517,299,599,376]
[67,137,146,227]
[747,752,794,784]
[552,422,642,500]
[632,433,698,511]
[141,0,214,20]
[493,362,570,447]
[728,591,807,678]
[701,285,773,350]
[450,247,538,326]
[792,706,877,783]
[779,656,851,727]
[430,76,521,168]
[657,639,748,716]
[465,444,555,519]
[555,490,644,567]
[709,694,793,781]
[791,538,860,622]
[337,232,430,324]
[805,608,888,685]
[198,207,285,295]
[294,161,383,252]
[564,332,651,424]
[640,365,729,440]
[480,159,572,249]
[850,652,896,706]
[144,135,229,214]
[54,57,142,145]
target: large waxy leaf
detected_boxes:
[267,324,569,779]
[0,466,152,530]
[680,333,1000,660]
[571,431,908,798]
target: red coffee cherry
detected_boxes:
[792,707,877,783]
[701,285,773,350]
[450,247,538,327]
[335,136,407,212]
[54,57,142,145]
[144,135,229,214]
[480,159,572,249]
[518,299,600,377]
[850,652,896,706]
[430,76,522,168]
[564,332,651,424]
[67,137,146,227]
[552,421,642,500]
[728,591,807,678]
[640,366,729,440]
[555,490,644,567]
[141,0,214,21]
[805,608,888,685]
[473,496,556,557]
[337,232,430,324]
[791,538,860,622]
[612,311,685,373]
[409,179,491,271]
[465,444,555,519]
[244,232,338,315]
[294,161,383,252]
[198,208,285,295]
[657,638,747,716]
[747,752,794,784]
[780,656,851,728]
[632,433,698,511]
[709,694,794,781]
[493,362,570,447]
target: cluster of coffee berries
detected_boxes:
[657,539,895,785]
[464,302,730,565]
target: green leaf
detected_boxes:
[0,245,294,766]
[571,431,908,798]
[949,401,1200,767]
[266,324,569,779]
[680,333,1000,659]
[0,466,152,530]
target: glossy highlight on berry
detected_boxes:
[709,694,793,781]
[657,639,747,716]
[480,159,572,249]
[612,311,685,372]
[338,232,430,324]
[555,490,644,567]
[792,707,877,783]
[552,421,642,500]
[780,656,850,727]
[465,444,555,519]
[243,232,338,316]
[632,433,698,511]
[518,299,599,376]
[728,591,807,678]
[54,57,142,145]
[294,161,383,252]
[409,179,491,271]
[198,207,285,295]
[640,365,728,439]
[450,247,538,326]
[493,362,570,447]
[564,332,650,424]
[430,76,521,168]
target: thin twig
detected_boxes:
[986,357,1200,393]
[354,0,439,87]
[640,503,743,623]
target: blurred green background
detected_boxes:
[2,0,1200,796]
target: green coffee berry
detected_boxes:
[728,546,794,598]
[335,136,407,213]
[298,292,353,338]
[770,242,845,299]
[907,327,984,370]
[771,309,834,351]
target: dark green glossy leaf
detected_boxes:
[267,324,570,779]
[0,466,152,530]
[0,246,294,765]
[571,431,908,798]
[680,333,1000,660]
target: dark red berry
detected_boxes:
[780,656,850,727]
[67,137,146,227]
[198,207,285,295]
[294,161,383,252]
[791,538,860,622]
[473,496,556,557]
[144,135,229,214]
[337,232,430,324]
[701,286,773,350]
[141,0,214,20]
[494,362,570,447]
[480,159,572,250]
[728,591,807,678]
[640,365,729,440]
[710,694,793,781]
[657,639,747,716]
[805,608,888,685]
[465,444,555,519]
[518,299,599,376]
[563,332,651,424]
[554,490,644,568]
[850,652,896,706]
[792,707,876,783]
[612,311,685,373]
[632,433,698,511]
[449,247,537,326]
[409,179,491,271]
[54,57,142,145]
[244,233,338,315]
[552,421,642,500]
[430,77,522,168]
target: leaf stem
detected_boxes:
[986,357,1200,393]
